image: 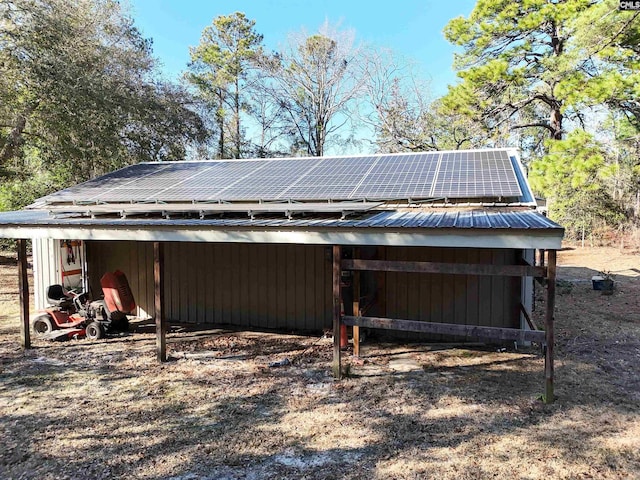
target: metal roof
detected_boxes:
[0,208,563,249]
[0,208,562,230]
[32,148,533,208]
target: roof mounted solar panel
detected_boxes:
[431,150,522,198]
[35,149,528,208]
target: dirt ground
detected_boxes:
[0,246,639,479]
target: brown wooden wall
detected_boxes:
[380,246,521,332]
[87,241,155,319]
[86,241,333,331]
[86,241,521,335]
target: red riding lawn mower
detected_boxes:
[31,270,136,341]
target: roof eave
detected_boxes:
[0,222,564,250]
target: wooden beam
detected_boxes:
[520,302,539,331]
[332,245,342,378]
[352,249,361,358]
[342,315,546,343]
[376,246,387,321]
[519,253,535,267]
[17,239,30,349]
[154,241,167,362]
[544,249,557,403]
[532,249,538,312]
[342,259,545,278]
[534,276,547,287]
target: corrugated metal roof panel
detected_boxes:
[473,211,491,228]
[505,211,531,228]
[455,211,474,228]
[0,208,563,232]
[487,212,511,228]
[437,211,459,228]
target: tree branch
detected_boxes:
[511,122,555,134]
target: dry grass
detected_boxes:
[0,246,639,479]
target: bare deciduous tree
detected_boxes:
[257,22,366,156]
[361,49,486,153]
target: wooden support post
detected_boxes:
[519,302,539,331]
[353,265,361,358]
[332,245,342,378]
[544,249,557,403]
[17,239,30,349]
[532,249,538,312]
[154,241,167,362]
[376,246,387,320]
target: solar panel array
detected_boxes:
[41,150,523,205]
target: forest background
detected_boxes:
[1,0,639,242]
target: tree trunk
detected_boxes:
[234,78,241,159]
[315,117,325,157]
[316,123,324,157]
[550,105,562,140]
[551,20,563,56]
[549,21,564,141]
[216,89,225,159]
[0,112,29,165]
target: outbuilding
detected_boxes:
[0,149,563,401]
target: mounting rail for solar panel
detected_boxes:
[45,200,385,220]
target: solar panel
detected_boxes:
[431,150,522,198]
[352,153,439,199]
[39,149,525,206]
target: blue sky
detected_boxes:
[126,0,477,97]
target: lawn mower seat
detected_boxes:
[46,284,72,309]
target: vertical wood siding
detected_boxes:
[85,242,521,337]
[86,241,333,331]
[32,238,61,309]
[521,248,535,333]
[86,241,156,319]
[381,246,521,338]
